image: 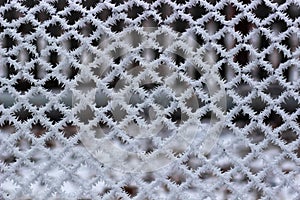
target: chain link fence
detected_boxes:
[0,0,300,199]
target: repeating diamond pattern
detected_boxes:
[0,0,300,199]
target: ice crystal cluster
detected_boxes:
[0,0,300,199]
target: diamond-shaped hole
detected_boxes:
[107,75,121,89]
[170,18,189,33]
[21,0,39,8]
[250,96,267,114]
[137,107,153,124]
[263,81,285,99]
[111,19,125,33]
[279,128,298,144]
[265,48,288,69]
[185,65,202,81]
[142,173,155,183]
[2,35,18,51]
[185,95,199,113]
[126,61,143,77]
[122,185,138,198]
[65,10,82,25]
[60,122,78,139]
[167,170,186,185]
[257,33,271,51]
[5,63,18,78]
[232,111,251,128]
[235,18,255,35]
[65,37,81,51]
[46,22,64,37]
[17,49,35,64]
[0,90,15,108]
[263,110,284,129]
[128,92,144,107]
[234,48,250,66]
[4,7,24,22]
[287,3,300,19]
[234,143,252,158]
[153,90,173,108]
[95,90,110,108]
[247,127,265,144]
[96,8,112,21]
[183,155,204,171]
[110,47,125,64]
[155,64,173,81]
[141,16,159,27]
[17,22,35,35]
[75,79,96,94]
[220,3,240,21]
[47,50,60,68]
[65,66,79,80]
[14,107,33,122]
[217,33,237,50]
[281,96,299,114]
[127,31,143,48]
[35,9,51,22]
[78,22,97,37]
[93,121,111,139]
[186,3,208,20]
[249,65,269,81]
[82,0,98,9]
[111,105,127,123]
[51,0,68,11]
[31,121,48,138]
[205,19,224,35]
[233,79,252,97]
[166,108,181,124]
[43,77,65,92]
[127,5,143,19]
[157,3,173,20]
[77,105,95,124]
[168,51,186,67]
[270,18,288,34]
[45,108,64,124]
[253,2,272,19]
[140,48,160,62]
[0,121,16,134]
[29,92,48,107]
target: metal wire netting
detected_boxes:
[0,0,300,199]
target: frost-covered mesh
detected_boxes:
[1,0,300,199]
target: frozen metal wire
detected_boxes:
[0,0,300,199]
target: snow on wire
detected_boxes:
[0,0,300,199]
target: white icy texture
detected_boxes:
[0,0,300,199]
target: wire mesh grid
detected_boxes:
[0,0,300,199]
